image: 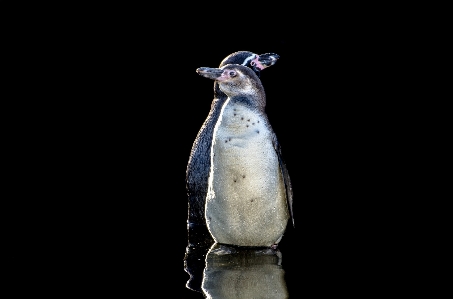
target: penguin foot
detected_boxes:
[271,244,278,250]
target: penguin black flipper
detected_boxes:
[272,133,295,228]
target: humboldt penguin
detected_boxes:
[196,64,294,247]
[186,51,280,229]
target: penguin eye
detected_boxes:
[250,61,256,66]
[229,71,237,77]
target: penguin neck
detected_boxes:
[213,82,225,100]
[228,95,265,113]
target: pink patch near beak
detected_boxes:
[251,56,265,70]
[215,71,230,82]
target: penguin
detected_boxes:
[186,51,280,230]
[195,64,294,247]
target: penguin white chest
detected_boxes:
[205,100,289,247]
[214,103,275,171]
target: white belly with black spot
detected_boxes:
[205,100,289,247]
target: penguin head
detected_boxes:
[197,64,265,102]
[220,51,280,77]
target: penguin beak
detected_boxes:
[196,67,224,80]
[257,53,280,69]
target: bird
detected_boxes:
[195,63,294,248]
[186,51,280,231]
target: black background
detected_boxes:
[75,35,379,297]
[22,4,412,297]
[92,35,309,297]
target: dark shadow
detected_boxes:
[184,223,215,293]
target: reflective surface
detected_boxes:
[184,224,289,298]
[184,224,215,294]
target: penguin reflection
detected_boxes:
[184,227,288,298]
[184,223,214,293]
[201,243,288,299]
